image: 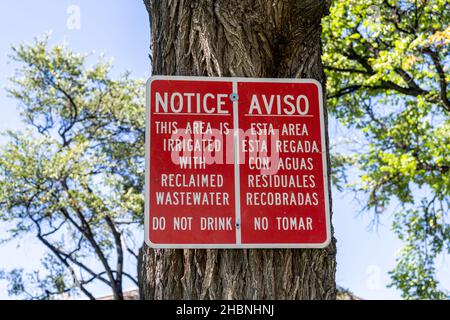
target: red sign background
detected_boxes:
[145,77,330,248]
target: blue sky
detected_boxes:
[0,0,406,300]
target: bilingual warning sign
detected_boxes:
[145,76,331,248]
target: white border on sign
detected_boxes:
[145,76,332,249]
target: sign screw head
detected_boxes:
[230,93,239,102]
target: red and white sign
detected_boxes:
[145,76,331,248]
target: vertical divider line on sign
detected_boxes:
[232,81,242,245]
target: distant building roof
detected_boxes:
[336,286,362,300]
[98,287,362,300]
[97,290,139,300]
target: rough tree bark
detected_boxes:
[139,0,336,300]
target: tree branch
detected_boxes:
[28,212,96,300]
[324,66,368,74]
[423,48,450,112]
[57,181,121,299]
[104,215,124,300]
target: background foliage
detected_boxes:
[0,37,145,299]
[324,0,450,299]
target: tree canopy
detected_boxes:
[0,37,145,299]
[324,0,450,299]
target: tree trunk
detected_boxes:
[139,0,336,300]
